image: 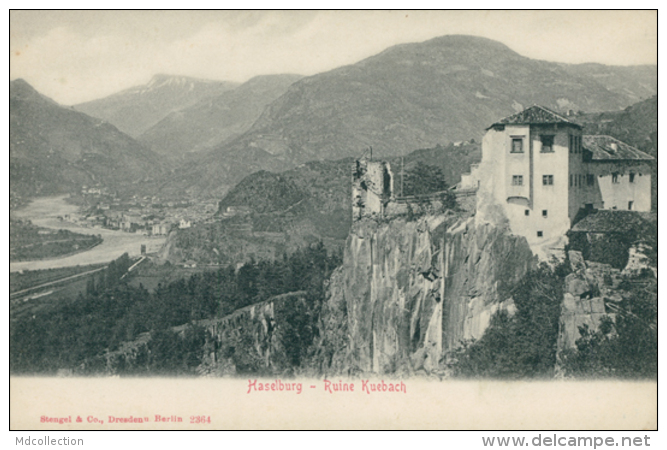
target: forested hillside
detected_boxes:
[10,246,341,375]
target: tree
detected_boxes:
[403,162,449,196]
[561,276,657,379]
[448,265,563,378]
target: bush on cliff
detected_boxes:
[403,162,449,196]
[400,163,458,221]
[560,276,657,379]
[448,264,563,378]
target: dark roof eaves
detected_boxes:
[583,135,655,161]
[486,121,581,130]
[488,105,582,129]
[587,157,655,162]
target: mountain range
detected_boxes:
[10,79,163,200]
[137,74,303,160]
[158,35,656,198]
[74,75,239,137]
[11,34,656,204]
[165,91,658,265]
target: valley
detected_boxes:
[9,29,657,383]
[10,196,165,272]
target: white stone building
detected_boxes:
[474,105,653,253]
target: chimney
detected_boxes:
[610,142,618,152]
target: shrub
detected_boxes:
[449,265,563,378]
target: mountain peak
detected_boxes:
[74,74,239,137]
[423,34,516,50]
[10,79,57,105]
[10,78,31,88]
[146,74,222,90]
[10,78,38,94]
[369,34,523,65]
[147,74,190,88]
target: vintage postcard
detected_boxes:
[8,10,657,433]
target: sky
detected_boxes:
[9,10,658,105]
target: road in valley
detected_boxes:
[10,196,166,272]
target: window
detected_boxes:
[525,209,530,216]
[569,174,573,187]
[511,138,524,153]
[537,231,543,237]
[629,173,635,183]
[612,173,619,184]
[582,146,592,162]
[542,210,548,218]
[543,175,554,186]
[540,135,554,152]
[569,135,581,154]
[628,201,633,211]
[586,174,595,186]
[569,135,573,154]
[585,203,594,211]
[512,175,523,186]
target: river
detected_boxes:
[10,196,166,272]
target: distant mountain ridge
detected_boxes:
[162,35,656,198]
[74,74,239,137]
[138,74,303,159]
[560,63,656,105]
[10,79,163,199]
[12,35,656,205]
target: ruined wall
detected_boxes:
[352,159,393,220]
[315,213,535,376]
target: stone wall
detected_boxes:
[352,159,393,220]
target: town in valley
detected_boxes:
[9,12,657,387]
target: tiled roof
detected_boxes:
[490,105,580,128]
[571,210,656,235]
[583,135,655,162]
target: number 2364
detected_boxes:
[190,416,211,424]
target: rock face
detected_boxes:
[101,291,316,376]
[557,251,621,351]
[314,213,535,375]
[197,291,314,376]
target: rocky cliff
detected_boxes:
[557,251,621,352]
[197,291,314,376]
[556,247,655,357]
[313,212,535,376]
[98,208,653,378]
[100,291,316,376]
[113,210,535,377]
